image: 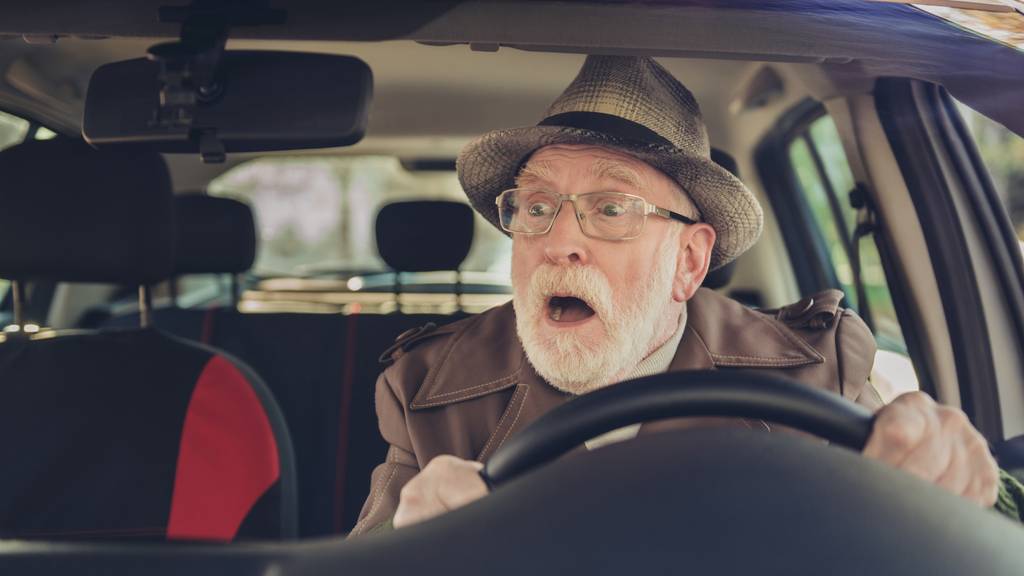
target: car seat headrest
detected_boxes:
[0,138,174,285]
[174,193,257,275]
[375,201,474,272]
[704,149,741,290]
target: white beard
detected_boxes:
[513,240,680,395]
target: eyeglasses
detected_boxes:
[495,188,698,241]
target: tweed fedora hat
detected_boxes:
[456,55,763,270]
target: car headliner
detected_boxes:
[0,0,1021,136]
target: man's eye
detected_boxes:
[528,203,553,217]
[599,203,626,217]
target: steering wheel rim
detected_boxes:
[481,370,875,488]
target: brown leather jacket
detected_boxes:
[350,287,883,535]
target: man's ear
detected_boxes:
[672,223,716,302]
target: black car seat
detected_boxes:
[328,200,478,530]
[0,139,297,542]
[704,148,762,307]
[171,192,257,308]
[101,192,257,340]
[99,193,356,538]
[128,198,476,536]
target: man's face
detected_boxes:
[510,144,716,394]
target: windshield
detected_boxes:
[208,156,512,280]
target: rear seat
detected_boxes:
[111,195,477,536]
[0,139,297,542]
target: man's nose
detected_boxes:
[543,200,590,266]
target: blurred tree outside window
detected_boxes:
[956,103,1024,244]
[208,156,512,281]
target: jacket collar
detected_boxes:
[409,302,532,409]
[409,288,823,410]
[671,288,824,371]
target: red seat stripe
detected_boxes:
[333,313,359,532]
[200,307,217,344]
[167,356,280,542]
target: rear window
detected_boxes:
[208,156,512,280]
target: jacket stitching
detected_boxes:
[491,386,530,455]
[410,373,520,409]
[479,383,528,459]
[413,314,483,402]
[691,329,714,365]
[479,384,527,459]
[834,311,848,399]
[412,353,525,408]
[710,355,820,367]
[863,380,886,406]
[427,370,519,400]
[690,310,823,368]
[359,461,399,535]
[754,312,826,362]
[412,313,520,407]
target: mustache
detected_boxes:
[527,264,614,320]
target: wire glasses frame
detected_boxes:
[495,188,699,241]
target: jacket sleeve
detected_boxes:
[349,372,421,537]
[832,309,886,411]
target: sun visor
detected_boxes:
[83,51,372,162]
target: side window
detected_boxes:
[955,102,1024,243]
[784,113,919,402]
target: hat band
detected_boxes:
[538,112,673,148]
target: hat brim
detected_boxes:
[456,125,763,270]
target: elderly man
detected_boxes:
[351,56,1023,535]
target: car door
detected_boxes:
[757,80,1024,470]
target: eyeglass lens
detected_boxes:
[498,189,647,239]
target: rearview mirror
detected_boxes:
[83,51,372,160]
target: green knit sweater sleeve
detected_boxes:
[994,469,1024,522]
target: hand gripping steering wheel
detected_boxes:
[480,370,875,488]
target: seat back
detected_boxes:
[104,193,355,536]
[99,196,479,535]
[0,139,296,542]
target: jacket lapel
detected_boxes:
[405,289,826,457]
[475,360,572,461]
[404,303,572,460]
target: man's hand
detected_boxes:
[863,391,999,506]
[393,455,489,529]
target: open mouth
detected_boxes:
[547,295,596,324]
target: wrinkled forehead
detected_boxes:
[516,144,678,204]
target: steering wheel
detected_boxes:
[10,370,1024,576]
[481,369,875,488]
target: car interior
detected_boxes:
[1,1,1023,574]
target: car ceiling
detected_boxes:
[0,0,1020,136]
[0,37,774,157]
